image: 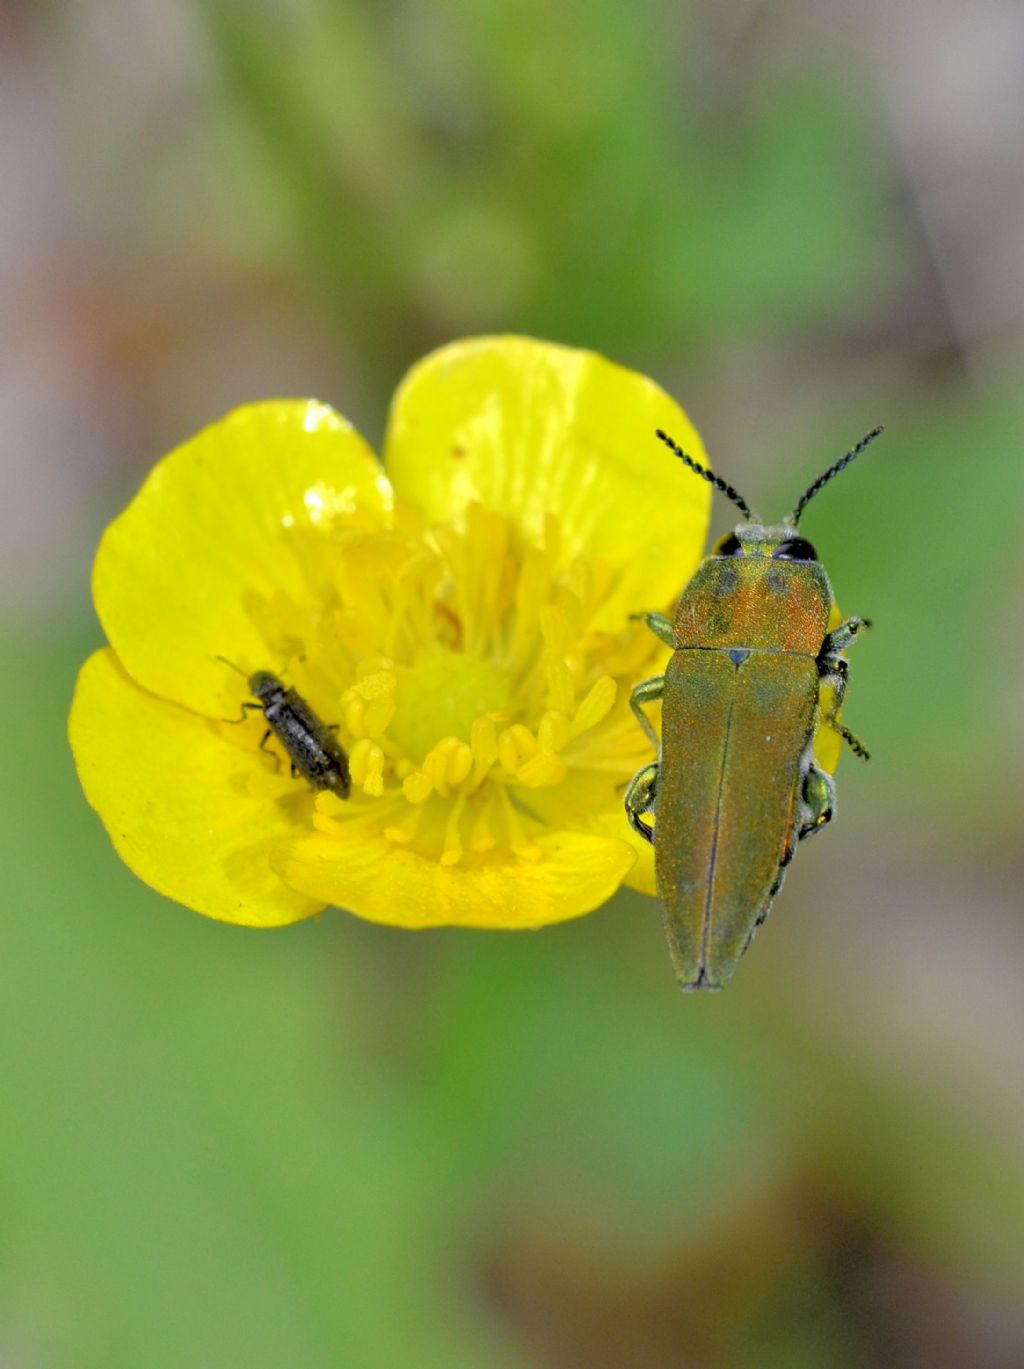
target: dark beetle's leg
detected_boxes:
[222,701,263,725]
[625,762,658,845]
[258,729,282,772]
[799,763,835,840]
[629,675,665,751]
[629,611,675,648]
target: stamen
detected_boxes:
[356,655,395,680]
[418,736,469,797]
[517,752,568,788]
[402,770,434,804]
[446,740,474,787]
[517,710,569,787]
[364,694,396,737]
[344,694,367,739]
[384,805,424,845]
[312,808,343,836]
[508,548,551,668]
[570,675,616,736]
[497,788,540,861]
[469,716,499,785]
[316,791,348,818]
[539,596,580,658]
[469,799,496,852]
[537,710,570,752]
[498,724,537,775]
[349,739,385,797]
[387,552,442,657]
[567,558,593,613]
[545,662,576,716]
[462,506,510,654]
[440,794,467,866]
[343,662,397,739]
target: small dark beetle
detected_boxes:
[220,659,351,799]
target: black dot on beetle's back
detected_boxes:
[766,570,788,594]
[717,566,739,593]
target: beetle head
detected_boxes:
[712,527,820,563]
[248,670,283,702]
[217,654,282,702]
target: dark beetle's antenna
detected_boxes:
[655,429,754,521]
[216,654,249,679]
[792,425,884,525]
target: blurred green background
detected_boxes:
[4,2,1024,1365]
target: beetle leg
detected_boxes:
[258,729,282,772]
[629,675,665,751]
[628,611,676,648]
[222,700,263,725]
[820,615,871,658]
[820,699,870,758]
[817,661,871,761]
[799,763,835,840]
[833,721,870,760]
[625,762,658,845]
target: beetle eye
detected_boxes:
[713,532,744,557]
[772,537,818,561]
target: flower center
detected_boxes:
[389,646,510,765]
[252,504,661,866]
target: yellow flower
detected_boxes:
[69,337,710,930]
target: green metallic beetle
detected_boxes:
[625,425,883,991]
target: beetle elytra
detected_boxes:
[625,426,882,991]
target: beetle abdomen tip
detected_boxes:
[680,966,723,992]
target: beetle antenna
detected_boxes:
[215,654,249,679]
[655,429,754,521]
[792,425,884,525]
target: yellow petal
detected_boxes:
[585,803,658,897]
[93,400,393,717]
[383,336,710,628]
[69,649,321,927]
[621,845,657,897]
[273,819,636,930]
[523,768,658,897]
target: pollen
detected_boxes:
[280,503,656,868]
